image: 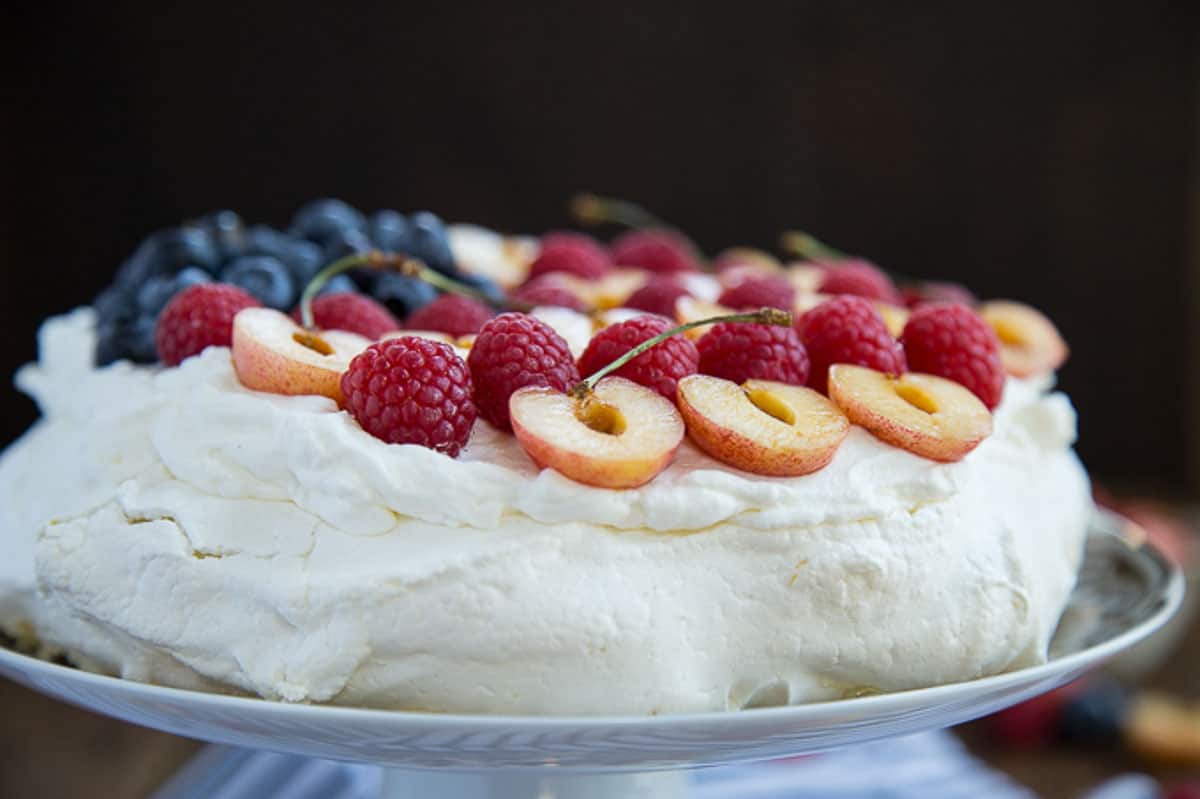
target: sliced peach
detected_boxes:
[978,300,1068,377]
[828,364,993,462]
[677,375,849,476]
[873,302,911,338]
[232,308,370,404]
[509,377,684,489]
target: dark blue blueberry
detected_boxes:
[369,210,410,254]
[319,274,358,296]
[94,321,126,366]
[284,239,325,286]
[454,272,506,307]
[220,255,295,310]
[114,238,173,291]
[322,226,374,262]
[290,199,366,243]
[135,267,210,318]
[406,211,455,274]
[94,286,134,325]
[153,226,222,273]
[244,226,324,287]
[199,210,245,258]
[372,272,437,319]
[123,316,160,363]
[1060,681,1128,744]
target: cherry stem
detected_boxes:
[298,251,494,329]
[570,193,668,230]
[571,307,794,399]
[779,230,848,262]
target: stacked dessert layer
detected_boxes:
[0,201,1090,715]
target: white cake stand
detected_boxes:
[0,512,1184,799]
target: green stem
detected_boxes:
[298,251,496,330]
[571,307,793,398]
[570,193,668,230]
[779,230,848,261]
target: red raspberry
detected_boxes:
[403,294,493,337]
[289,292,400,339]
[577,315,699,400]
[900,302,1005,409]
[508,276,588,311]
[610,229,699,273]
[155,283,261,366]
[717,275,795,310]
[697,323,810,385]
[467,312,581,431]
[796,296,906,394]
[527,232,612,281]
[623,276,691,318]
[340,337,476,456]
[818,259,901,304]
[900,281,978,309]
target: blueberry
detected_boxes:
[153,226,222,273]
[322,226,374,262]
[1060,681,1128,744]
[290,199,366,242]
[244,225,324,287]
[95,321,126,366]
[454,272,506,307]
[407,211,455,273]
[114,238,173,291]
[123,316,160,363]
[94,286,134,325]
[136,267,210,318]
[221,255,295,309]
[199,210,245,258]
[372,273,437,318]
[369,210,410,254]
[319,274,358,295]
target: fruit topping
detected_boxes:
[674,296,736,340]
[155,283,261,367]
[817,260,902,303]
[526,232,612,281]
[610,229,700,273]
[577,316,699,400]
[288,292,400,340]
[717,275,796,311]
[509,376,684,489]
[827,364,993,462]
[341,336,476,456]
[978,300,1069,377]
[623,276,693,318]
[403,294,494,338]
[901,303,1005,409]
[795,296,907,394]
[696,322,810,386]
[467,312,581,432]
[677,375,849,476]
[508,275,589,311]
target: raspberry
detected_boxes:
[577,315,699,400]
[610,229,698,273]
[155,283,261,366]
[403,293,493,337]
[697,323,810,385]
[467,312,581,431]
[717,275,795,311]
[818,259,901,304]
[527,232,612,281]
[289,292,400,339]
[900,303,1005,409]
[340,337,476,456]
[900,281,977,309]
[623,276,691,318]
[508,276,588,311]
[796,296,906,394]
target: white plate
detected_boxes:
[0,511,1184,774]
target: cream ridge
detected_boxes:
[0,308,1091,714]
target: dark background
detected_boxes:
[2,1,1197,492]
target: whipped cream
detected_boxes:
[0,310,1091,714]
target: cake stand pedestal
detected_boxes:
[0,513,1184,799]
[380,768,688,799]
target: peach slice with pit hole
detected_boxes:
[232,308,370,404]
[509,376,684,489]
[827,364,993,462]
[978,300,1068,377]
[677,375,850,476]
